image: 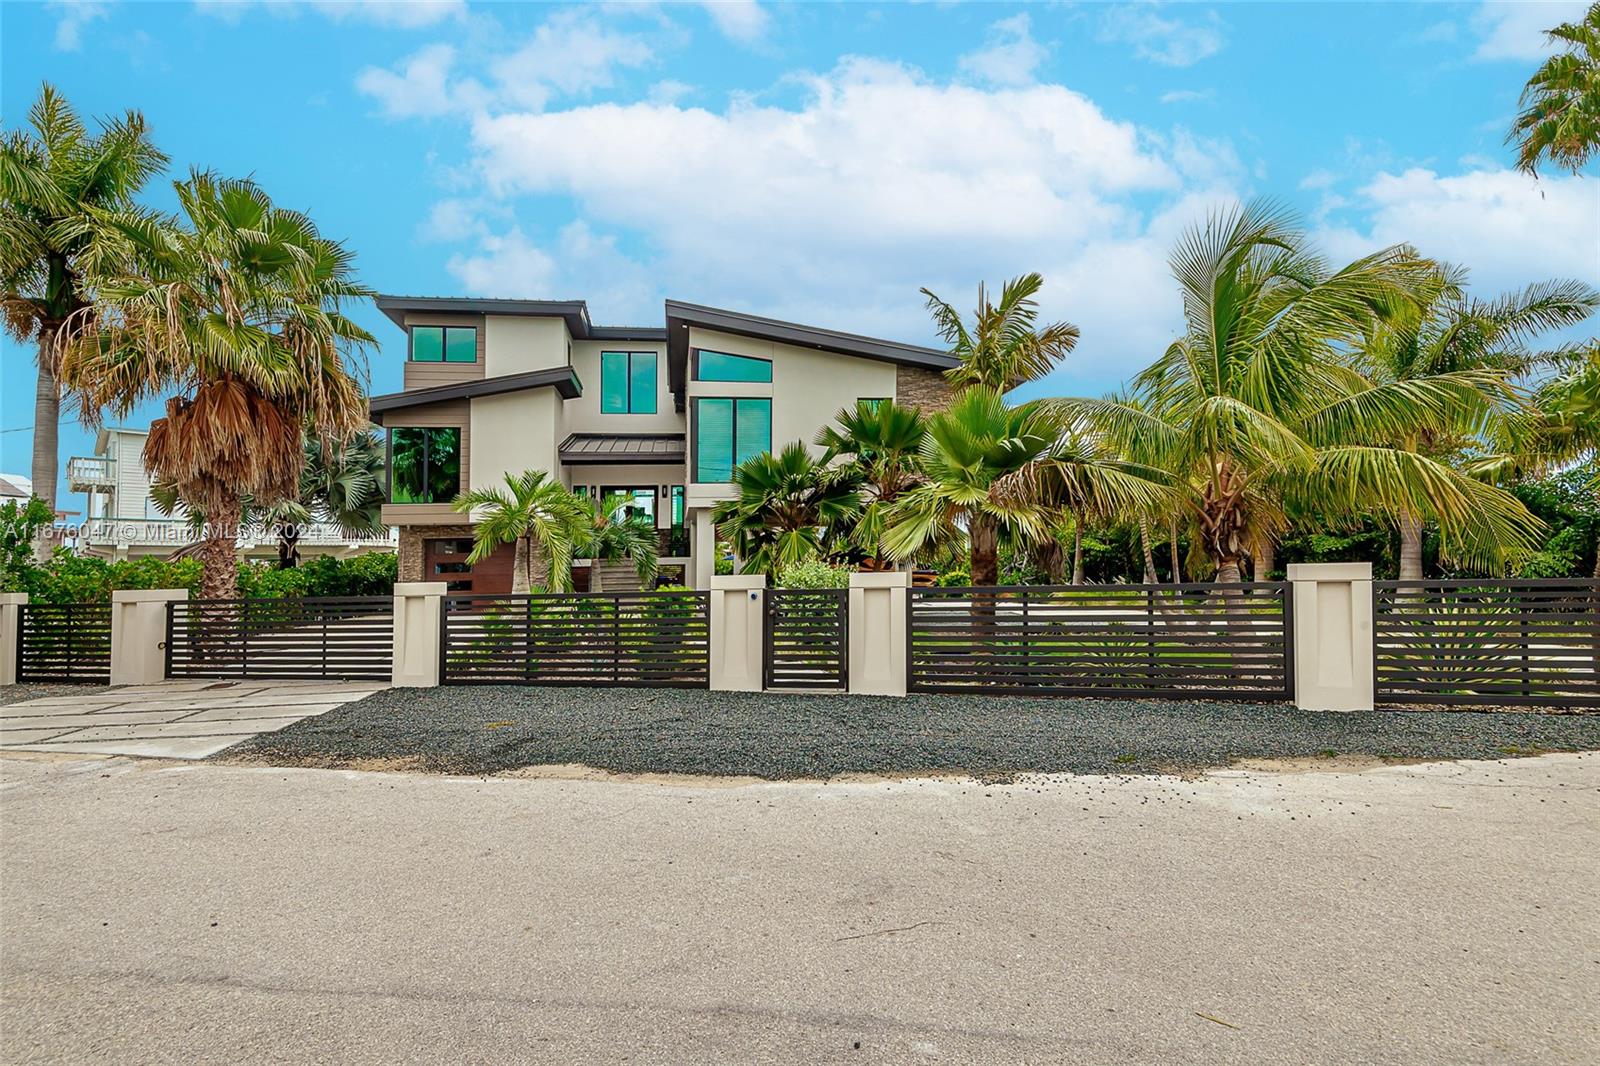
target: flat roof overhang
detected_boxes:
[368,366,581,424]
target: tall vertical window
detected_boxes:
[694,350,772,383]
[694,398,772,482]
[388,428,461,503]
[600,351,658,413]
[670,485,685,527]
[410,326,476,363]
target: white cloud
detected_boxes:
[958,13,1049,88]
[447,221,658,316]
[1318,167,1600,293]
[1471,1,1588,61]
[1158,88,1213,105]
[48,0,110,51]
[648,79,694,105]
[196,0,464,26]
[699,0,768,45]
[356,43,489,118]
[1098,5,1226,68]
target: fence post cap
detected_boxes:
[848,571,911,589]
[711,574,766,591]
[111,588,190,603]
[0,592,28,606]
[393,581,450,596]
[1286,562,1372,582]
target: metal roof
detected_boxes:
[558,433,686,465]
[368,366,582,423]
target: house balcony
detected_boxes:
[66,456,115,490]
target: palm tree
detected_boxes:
[814,399,926,567]
[56,171,373,599]
[922,273,1079,393]
[1508,2,1600,176]
[1049,201,1543,585]
[1351,262,1598,578]
[453,470,583,594]
[0,84,166,538]
[576,493,660,592]
[712,443,862,577]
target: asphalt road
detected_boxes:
[2,751,1597,1064]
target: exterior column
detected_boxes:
[0,593,27,687]
[392,581,447,688]
[709,574,764,692]
[1287,562,1374,712]
[691,510,716,590]
[848,571,910,696]
[110,588,189,686]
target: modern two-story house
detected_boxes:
[368,297,959,593]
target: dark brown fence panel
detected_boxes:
[441,591,710,687]
[908,583,1291,700]
[1374,579,1600,707]
[166,597,394,681]
[17,603,112,683]
[764,588,848,691]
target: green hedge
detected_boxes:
[11,549,397,604]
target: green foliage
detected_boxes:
[936,568,970,587]
[776,556,852,589]
[712,443,861,577]
[10,549,394,604]
[1279,523,1398,579]
[1507,2,1600,176]
[1511,463,1600,577]
[0,497,54,590]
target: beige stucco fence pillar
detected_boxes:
[848,571,910,696]
[710,574,765,691]
[110,588,189,686]
[393,581,447,688]
[1287,562,1374,712]
[0,592,26,686]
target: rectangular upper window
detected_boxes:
[410,326,477,363]
[600,351,658,414]
[695,350,772,383]
[694,397,772,482]
[388,427,461,504]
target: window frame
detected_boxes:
[385,426,463,504]
[692,349,773,383]
[408,325,478,364]
[599,350,659,414]
[691,397,773,483]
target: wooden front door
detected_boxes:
[424,537,515,594]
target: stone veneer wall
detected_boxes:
[896,364,955,413]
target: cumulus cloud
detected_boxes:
[1098,5,1226,68]
[1471,0,1589,61]
[958,13,1049,88]
[1158,88,1213,105]
[356,43,488,118]
[699,0,768,45]
[196,0,465,27]
[48,0,110,51]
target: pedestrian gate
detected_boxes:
[764,588,849,691]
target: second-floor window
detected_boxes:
[411,325,476,363]
[600,351,658,413]
[695,350,772,383]
[388,427,461,503]
[694,398,771,482]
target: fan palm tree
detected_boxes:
[1047,201,1543,585]
[453,470,584,594]
[0,84,166,536]
[576,493,660,592]
[56,171,373,599]
[1508,2,1600,176]
[712,443,862,577]
[814,399,926,566]
[922,272,1079,393]
[1351,262,1598,578]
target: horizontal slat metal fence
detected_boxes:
[166,597,394,681]
[1374,579,1600,707]
[765,588,848,691]
[441,590,710,687]
[17,603,112,683]
[909,583,1292,700]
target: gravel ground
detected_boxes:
[0,683,104,707]
[220,685,1600,779]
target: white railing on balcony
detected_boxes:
[66,456,115,485]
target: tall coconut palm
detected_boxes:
[712,443,862,577]
[922,272,1079,393]
[1351,262,1598,578]
[576,493,660,592]
[453,470,584,594]
[1508,2,1600,176]
[814,399,926,566]
[56,171,373,599]
[1048,201,1543,584]
[0,84,166,538]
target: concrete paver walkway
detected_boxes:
[0,680,386,759]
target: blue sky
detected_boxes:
[4,0,1598,512]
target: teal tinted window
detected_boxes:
[696,350,772,383]
[410,326,443,362]
[388,427,461,503]
[694,398,772,482]
[444,327,476,363]
[601,351,657,413]
[670,485,685,527]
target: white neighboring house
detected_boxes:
[0,473,32,504]
[66,426,397,561]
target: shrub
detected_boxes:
[9,549,395,603]
[777,556,852,589]
[937,568,970,587]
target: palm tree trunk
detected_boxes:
[1254,537,1275,583]
[1215,556,1243,584]
[30,346,59,561]
[512,535,530,594]
[969,515,999,586]
[200,496,241,600]
[590,553,605,593]
[1071,514,1084,585]
[1139,515,1157,583]
[1168,515,1182,584]
[1398,513,1424,581]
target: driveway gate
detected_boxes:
[166,597,394,681]
[764,588,849,691]
[17,602,112,683]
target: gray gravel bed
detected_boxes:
[0,683,104,707]
[219,685,1600,780]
